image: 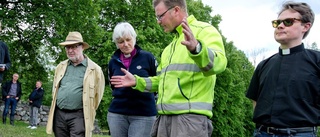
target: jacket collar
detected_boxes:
[174,15,196,35]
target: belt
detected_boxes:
[9,95,16,98]
[258,125,316,134]
[56,106,83,113]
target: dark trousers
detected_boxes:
[2,97,17,119]
[53,107,85,137]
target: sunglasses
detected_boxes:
[271,18,302,28]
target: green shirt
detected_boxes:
[56,58,87,110]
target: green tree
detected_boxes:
[1,1,53,102]
[213,40,255,137]
[0,0,104,104]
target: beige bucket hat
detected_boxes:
[59,31,89,49]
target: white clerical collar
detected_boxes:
[278,44,305,56]
[124,54,131,58]
[281,48,290,55]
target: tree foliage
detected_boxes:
[1,0,256,136]
[213,39,255,136]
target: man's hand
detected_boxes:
[110,68,136,88]
[181,18,198,52]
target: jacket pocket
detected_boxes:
[177,78,189,100]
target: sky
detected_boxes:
[201,0,320,61]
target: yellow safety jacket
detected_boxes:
[134,15,227,118]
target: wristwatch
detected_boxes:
[191,42,202,54]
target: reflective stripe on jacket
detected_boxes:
[134,15,227,118]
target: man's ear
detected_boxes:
[302,22,312,33]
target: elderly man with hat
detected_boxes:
[46,31,105,137]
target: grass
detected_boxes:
[0,118,110,137]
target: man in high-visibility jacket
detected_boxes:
[110,0,227,137]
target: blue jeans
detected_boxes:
[107,112,156,137]
[2,97,17,118]
[253,129,317,137]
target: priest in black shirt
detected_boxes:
[246,2,318,137]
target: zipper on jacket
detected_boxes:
[160,39,178,114]
[115,58,129,71]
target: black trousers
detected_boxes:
[53,107,85,137]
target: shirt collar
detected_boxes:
[278,43,305,56]
[68,57,87,67]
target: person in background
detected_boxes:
[46,31,105,137]
[246,2,318,137]
[27,80,44,129]
[0,21,11,85]
[107,22,157,137]
[2,73,22,126]
[110,0,227,136]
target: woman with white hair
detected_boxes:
[107,22,157,137]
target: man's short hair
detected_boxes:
[279,2,314,39]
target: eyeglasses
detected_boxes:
[271,18,302,28]
[65,44,82,50]
[156,6,174,21]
